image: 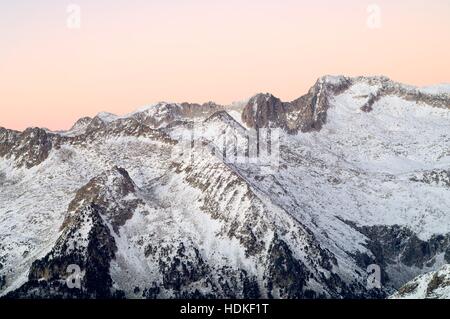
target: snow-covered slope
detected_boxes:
[390,264,450,299]
[420,84,450,96]
[1,75,449,299]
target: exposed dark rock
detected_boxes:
[240,270,261,299]
[265,235,309,298]
[142,282,160,299]
[2,127,54,168]
[159,243,208,291]
[392,265,450,299]
[288,77,352,132]
[242,93,287,130]
[0,127,20,157]
[6,167,138,298]
[357,225,450,268]
[7,203,118,298]
[66,166,141,233]
[242,76,449,134]
[1,121,175,169]
[397,281,419,295]
[360,78,450,112]
[426,272,447,295]
[344,221,450,290]
[242,77,352,133]
[0,275,5,290]
[2,76,449,300]
[361,92,383,112]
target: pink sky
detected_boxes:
[1,0,449,131]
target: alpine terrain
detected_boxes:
[0,75,449,299]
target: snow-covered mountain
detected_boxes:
[390,264,450,299]
[0,75,449,299]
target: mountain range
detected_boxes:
[1,75,449,299]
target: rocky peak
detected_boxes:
[241,93,286,129]
[241,76,352,133]
[287,76,352,132]
[205,110,246,131]
[66,166,142,233]
[6,167,142,298]
[131,101,224,128]
[360,78,450,112]
[0,127,20,157]
[69,116,93,132]
[8,127,54,168]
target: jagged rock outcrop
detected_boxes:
[242,93,287,130]
[0,118,176,169]
[0,128,20,157]
[69,116,93,133]
[345,223,450,289]
[5,128,54,168]
[361,78,450,112]
[5,167,139,298]
[242,75,449,133]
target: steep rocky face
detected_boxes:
[391,264,450,299]
[287,76,352,132]
[65,166,142,232]
[346,223,450,289]
[8,204,120,299]
[361,79,450,112]
[179,101,224,118]
[0,118,176,169]
[410,170,450,188]
[242,94,287,129]
[0,128,20,157]
[168,146,377,299]
[5,167,139,298]
[242,76,352,133]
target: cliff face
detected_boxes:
[391,265,450,299]
[7,167,138,298]
[241,76,352,132]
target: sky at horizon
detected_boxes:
[1,0,449,131]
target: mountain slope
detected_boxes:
[390,264,450,299]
